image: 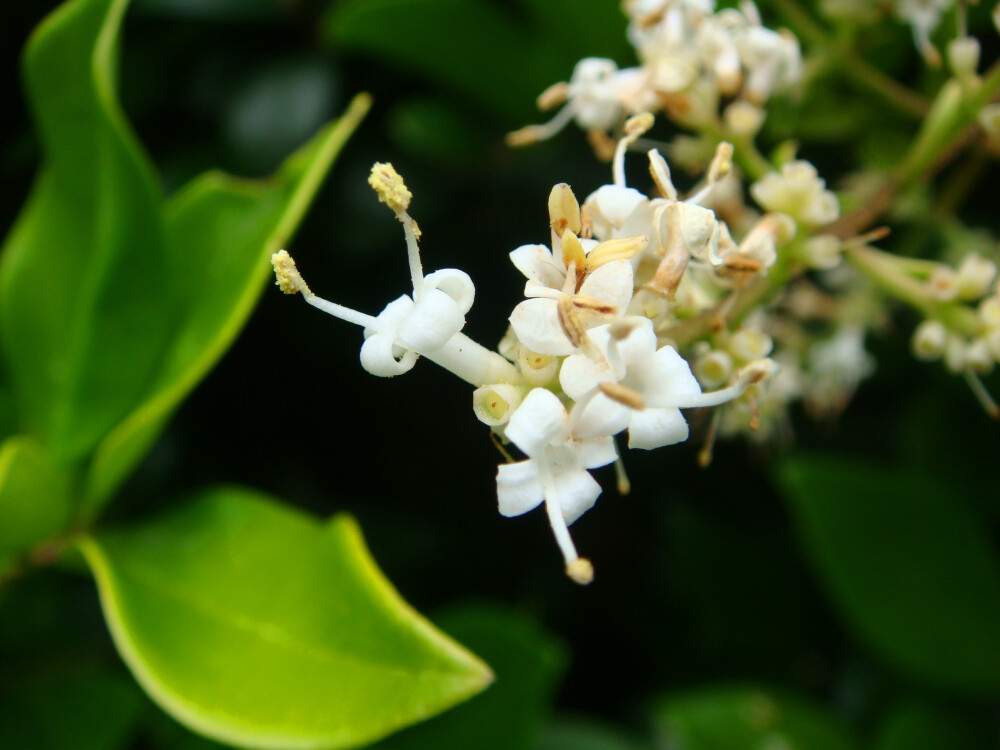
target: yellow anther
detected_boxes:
[557,295,587,349]
[707,142,734,184]
[598,381,646,410]
[537,81,569,111]
[585,234,648,271]
[624,112,655,137]
[271,250,310,296]
[566,558,594,585]
[548,183,582,236]
[561,229,587,277]
[368,162,412,214]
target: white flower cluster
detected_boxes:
[508,0,801,148]
[911,253,1000,415]
[273,142,791,583]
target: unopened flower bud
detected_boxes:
[694,350,734,389]
[723,100,765,136]
[966,339,995,374]
[979,296,1000,328]
[944,334,968,372]
[948,36,980,80]
[799,234,842,270]
[929,265,959,301]
[955,253,998,301]
[729,328,774,362]
[978,104,1000,136]
[911,319,948,360]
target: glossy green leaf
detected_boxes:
[777,454,1000,692]
[372,603,566,750]
[0,436,72,574]
[0,663,145,750]
[82,93,371,512]
[0,0,172,463]
[81,487,493,749]
[653,685,856,750]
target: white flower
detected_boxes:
[273,163,520,386]
[750,161,840,227]
[559,317,776,448]
[496,388,620,583]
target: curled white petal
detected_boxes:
[572,393,631,440]
[423,268,476,315]
[633,346,703,408]
[359,334,418,377]
[398,287,465,352]
[497,460,545,517]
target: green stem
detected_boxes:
[770,0,929,118]
[844,245,981,336]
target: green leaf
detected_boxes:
[777,454,1000,692]
[0,663,145,750]
[80,487,493,749]
[653,685,857,750]
[372,603,566,750]
[82,93,371,513]
[0,436,73,575]
[0,0,173,463]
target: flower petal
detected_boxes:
[423,268,476,314]
[577,435,618,469]
[509,298,575,356]
[632,345,702,408]
[497,460,544,517]
[359,333,418,377]
[546,447,603,525]
[579,260,634,313]
[572,392,630,440]
[627,407,689,450]
[505,388,568,457]
[399,287,465,352]
[559,351,613,399]
[509,244,564,289]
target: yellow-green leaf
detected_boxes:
[81,487,493,749]
[0,0,172,463]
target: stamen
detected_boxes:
[697,409,722,468]
[368,162,412,214]
[841,226,891,250]
[585,235,648,271]
[506,103,576,147]
[537,460,593,585]
[669,359,778,409]
[271,250,311,295]
[963,370,1000,419]
[613,113,655,187]
[537,81,569,111]
[272,250,379,328]
[648,149,678,201]
[400,211,425,294]
[549,183,583,236]
[598,381,646,409]
[686,142,734,205]
[561,231,588,284]
[614,450,631,495]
